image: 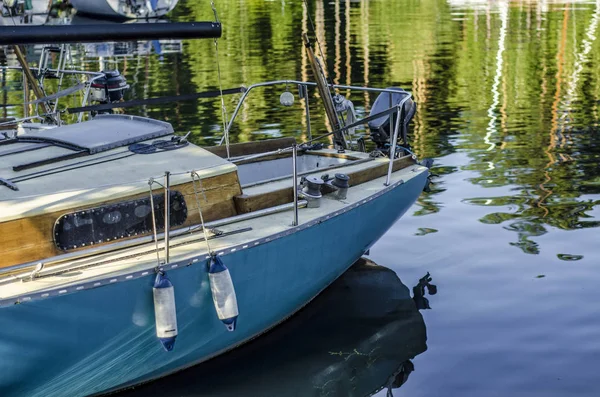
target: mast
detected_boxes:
[302,33,346,149]
[11,45,54,119]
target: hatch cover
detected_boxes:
[19,114,174,154]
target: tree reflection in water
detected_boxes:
[3,0,599,253]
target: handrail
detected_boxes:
[223,101,410,168]
[219,79,411,145]
[77,73,106,123]
[228,98,412,196]
[292,144,299,226]
[0,197,309,280]
[0,115,45,127]
[0,66,103,77]
[1,65,105,124]
[385,108,403,186]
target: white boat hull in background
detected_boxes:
[69,0,179,19]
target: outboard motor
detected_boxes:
[368,87,416,150]
[90,70,130,105]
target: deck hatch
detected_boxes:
[53,190,187,251]
[19,114,174,155]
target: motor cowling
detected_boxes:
[368,87,416,149]
[90,70,129,104]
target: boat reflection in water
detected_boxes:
[117,258,437,397]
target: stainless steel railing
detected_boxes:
[76,73,106,123]
[0,65,104,124]
[292,144,299,226]
[218,79,413,187]
[219,79,412,146]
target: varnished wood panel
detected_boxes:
[347,155,414,186]
[234,155,415,214]
[308,151,362,160]
[0,171,242,269]
[234,188,295,214]
[205,137,296,158]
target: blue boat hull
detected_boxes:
[0,173,426,397]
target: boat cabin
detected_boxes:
[0,114,414,271]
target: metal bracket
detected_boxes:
[28,263,44,281]
[208,227,223,236]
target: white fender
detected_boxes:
[208,256,239,331]
[153,271,177,351]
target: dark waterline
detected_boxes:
[3,0,600,396]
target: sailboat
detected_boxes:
[0,18,429,397]
[69,0,179,19]
[118,258,432,397]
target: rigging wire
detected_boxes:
[148,179,163,268]
[191,171,213,255]
[211,0,230,159]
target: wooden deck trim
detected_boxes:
[234,155,415,214]
[233,150,363,166]
[308,151,362,161]
[0,171,242,269]
[205,137,296,158]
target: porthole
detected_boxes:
[54,191,187,251]
[103,211,122,224]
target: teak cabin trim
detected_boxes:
[0,145,415,270]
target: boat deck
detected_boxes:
[0,163,426,303]
[0,115,235,222]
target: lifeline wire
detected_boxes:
[191,171,212,254]
[148,179,162,268]
[211,0,230,159]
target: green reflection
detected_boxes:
[1,0,599,255]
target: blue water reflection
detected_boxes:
[117,259,435,396]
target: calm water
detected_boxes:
[3,0,600,396]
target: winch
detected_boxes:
[331,173,350,200]
[302,176,324,208]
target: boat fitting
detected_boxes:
[302,176,323,208]
[332,173,350,200]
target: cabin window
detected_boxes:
[54,191,187,250]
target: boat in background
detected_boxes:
[117,258,433,397]
[0,0,52,25]
[69,0,179,19]
[0,15,430,397]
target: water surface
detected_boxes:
[3,0,600,396]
